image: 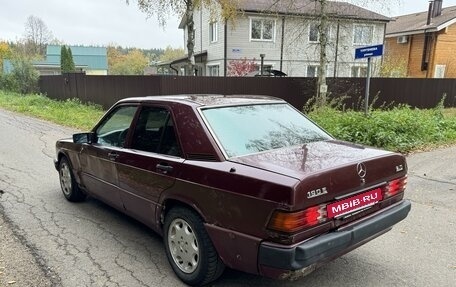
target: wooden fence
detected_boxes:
[39,74,456,110]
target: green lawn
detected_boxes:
[0,90,104,131]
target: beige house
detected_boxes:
[385,0,456,78]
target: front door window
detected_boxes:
[96,106,137,147]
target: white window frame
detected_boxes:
[350,65,368,77]
[254,62,275,75]
[306,65,320,77]
[353,24,374,45]
[249,17,276,42]
[434,64,446,78]
[306,64,330,77]
[207,63,220,76]
[308,22,331,43]
[209,22,218,43]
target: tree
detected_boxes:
[109,49,150,75]
[60,45,76,73]
[0,42,12,73]
[23,15,53,56]
[227,58,257,77]
[107,46,123,72]
[317,0,329,106]
[380,55,407,78]
[0,55,39,94]
[127,0,238,74]
[268,0,398,106]
[159,46,185,62]
[67,47,76,71]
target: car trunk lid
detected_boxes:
[229,140,407,209]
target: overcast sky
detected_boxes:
[1,0,456,50]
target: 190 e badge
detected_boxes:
[307,187,328,198]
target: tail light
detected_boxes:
[383,176,407,199]
[268,205,327,233]
[268,177,407,233]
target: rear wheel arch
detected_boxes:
[160,198,208,227]
[57,151,82,184]
[57,152,66,166]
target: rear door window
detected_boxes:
[131,107,182,157]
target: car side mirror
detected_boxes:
[73,132,97,144]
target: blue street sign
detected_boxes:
[355,44,384,59]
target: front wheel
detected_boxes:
[164,207,224,286]
[58,157,85,202]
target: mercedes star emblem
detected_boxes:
[357,163,367,179]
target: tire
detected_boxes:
[58,157,86,202]
[164,207,225,286]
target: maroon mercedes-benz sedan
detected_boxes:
[55,95,411,286]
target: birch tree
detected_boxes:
[23,15,53,56]
[127,0,238,74]
[268,0,398,105]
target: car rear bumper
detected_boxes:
[258,199,411,279]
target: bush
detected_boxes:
[0,56,39,94]
[308,103,456,153]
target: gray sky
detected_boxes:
[1,0,456,50]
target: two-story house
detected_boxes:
[166,0,389,77]
[385,0,456,78]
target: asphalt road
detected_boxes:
[0,108,455,287]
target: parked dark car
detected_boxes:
[55,95,411,286]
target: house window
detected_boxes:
[251,18,275,41]
[208,65,220,76]
[353,25,374,45]
[210,22,218,43]
[434,65,446,78]
[254,64,273,75]
[309,23,319,42]
[309,23,330,43]
[307,65,319,77]
[351,66,368,77]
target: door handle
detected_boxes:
[156,163,173,173]
[108,152,119,161]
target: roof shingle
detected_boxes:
[236,0,390,22]
[386,5,456,36]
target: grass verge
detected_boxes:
[0,90,455,153]
[0,90,104,131]
[308,105,456,153]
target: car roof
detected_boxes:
[116,94,286,108]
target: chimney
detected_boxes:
[433,0,443,17]
[427,1,433,25]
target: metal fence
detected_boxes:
[39,74,456,110]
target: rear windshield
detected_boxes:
[201,103,331,158]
